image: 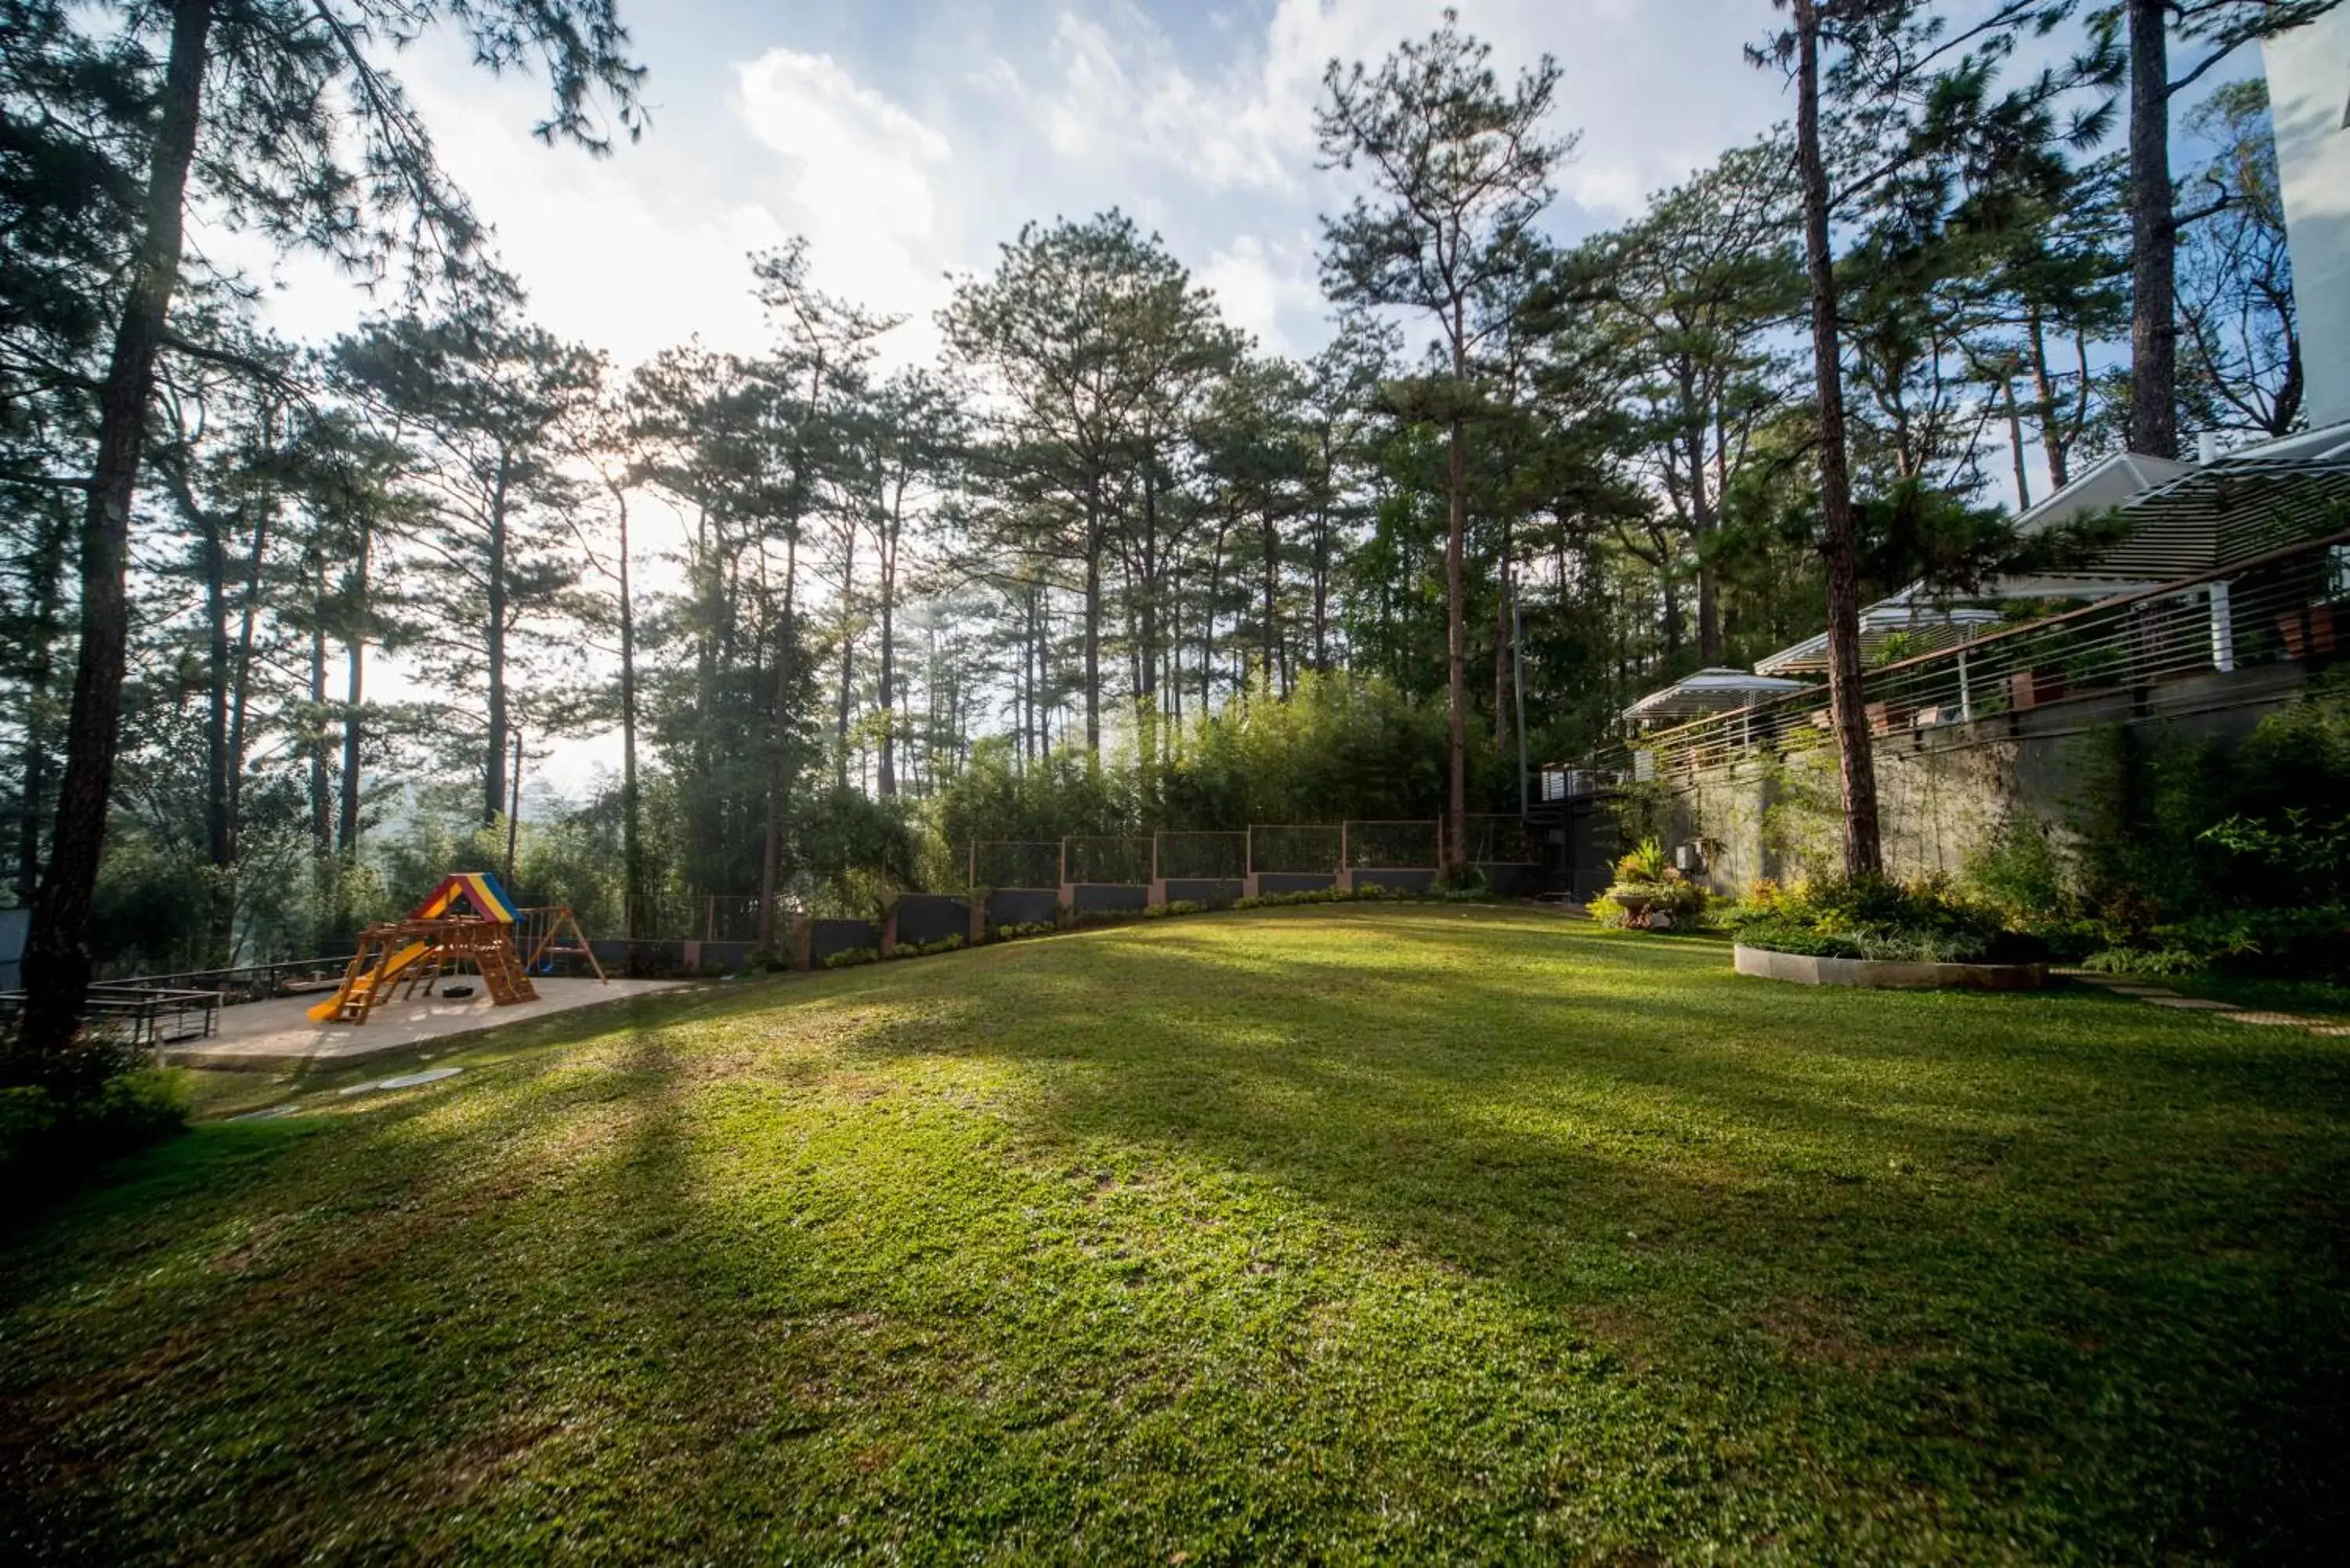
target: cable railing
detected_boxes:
[1599,529,2350,783]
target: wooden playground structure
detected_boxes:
[313,872,603,1027]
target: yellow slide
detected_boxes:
[308,941,430,1021]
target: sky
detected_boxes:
[210,0,1814,804]
[239,0,1802,372]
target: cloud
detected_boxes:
[731,47,960,356]
[1197,233,1325,353]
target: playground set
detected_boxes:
[311,871,603,1026]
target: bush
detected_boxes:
[820,947,878,970]
[1733,875,2048,966]
[987,922,1056,944]
[891,936,965,959]
[1,1068,190,1196]
[1141,901,1204,919]
[2080,946,2207,977]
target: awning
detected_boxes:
[1622,667,1815,724]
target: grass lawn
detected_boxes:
[5,905,2348,1563]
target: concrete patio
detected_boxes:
[162,976,693,1070]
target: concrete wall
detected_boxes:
[894,894,969,947]
[1647,665,2309,892]
[985,889,1060,929]
[2267,12,2350,428]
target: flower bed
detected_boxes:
[1723,875,2051,988]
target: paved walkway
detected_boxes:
[164,977,692,1070]
[2067,972,2350,1036]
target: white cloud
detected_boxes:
[1198,233,1324,352]
[731,47,960,358]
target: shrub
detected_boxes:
[1141,900,1204,919]
[821,947,878,970]
[987,921,1056,943]
[1734,875,2048,966]
[2080,946,2207,977]
[1,1068,190,1197]
[892,936,966,959]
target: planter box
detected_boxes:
[1734,943,2050,991]
[2277,605,2337,660]
[1864,701,1914,734]
[2008,670,2066,710]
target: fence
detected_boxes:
[1248,824,1345,876]
[1062,835,1155,886]
[972,840,1062,891]
[1155,831,1250,880]
[624,894,768,942]
[1344,819,1441,870]
[1459,814,1535,865]
[1596,529,2350,783]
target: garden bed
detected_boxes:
[1734,943,2051,991]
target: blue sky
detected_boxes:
[244,0,1804,368]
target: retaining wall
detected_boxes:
[1159,878,1246,907]
[985,888,1060,929]
[1068,883,1149,916]
[810,919,881,963]
[893,894,970,948]
[1345,868,1438,894]
[1645,663,2312,894]
[1251,873,1338,897]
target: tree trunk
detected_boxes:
[338,518,371,865]
[2004,378,2033,509]
[1083,492,1103,755]
[483,450,512,827]
[16,515,65,903]
[877,494,900,798]
[1444,413,1468,880]
[201,500,232,939]
[306,551,331,870]
[2026,305,2070,490]
[2127,0,2178,460]
[1795,0,1883,878]
[834,522,855,786]
[616,488,641,936]
[22,0,215,1063]
[757,532,798,952]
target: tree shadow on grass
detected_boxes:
[829,909,2350,1558]
[3,910,2347,1560]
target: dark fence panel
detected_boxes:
[896,894,970,947]
[1473,862,1543,898]
[1163,878,1246,907]
[985,889,1060,929]
[1256,873,1338,896]
[1352,868,1438,893]
[1071,884,1149,916]
[811,919,880,963]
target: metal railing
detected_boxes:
[1601,530,2349,782]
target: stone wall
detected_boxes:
[1647,664,2309,892]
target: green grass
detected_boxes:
[4,905,2347,1563]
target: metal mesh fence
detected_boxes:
[622,895,772,941]
[1248,824,1343,875]
[1063,835,1154,885]
[1460,815,1534,863]
[973,840,1062,890]
[1154,831,1249,880]
[1345,820,1441,869]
